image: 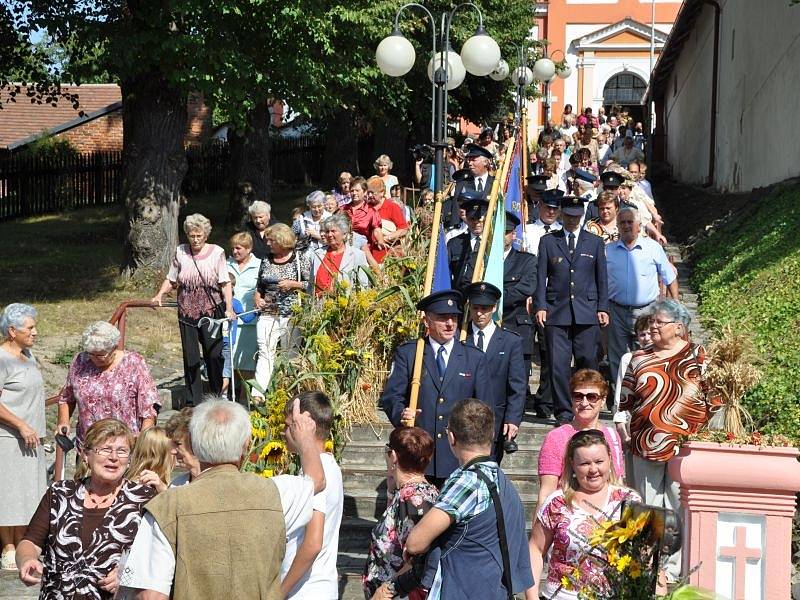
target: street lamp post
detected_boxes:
[376,2,500,203]
[376,3,499,426]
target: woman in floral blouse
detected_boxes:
[57,322,158,453]
[364,427,439,600]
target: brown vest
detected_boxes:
[146,464,285,600]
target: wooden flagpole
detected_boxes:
[520,108,529,251]
[459,137,516,341]
[404,181,452,426]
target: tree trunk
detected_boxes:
[322,108,359,184]
[373,118,410,187]
[227,100,271,225]
[120,75,188,279]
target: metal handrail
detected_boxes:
[50,299,178,480]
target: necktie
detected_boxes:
[476,178,484,193]
[436,346,446,378]
[544,225,551,233]
[472,235,481,252]
[477,330,485,351]
[568,232,576,254]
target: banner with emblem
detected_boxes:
[503,137,524,251]
[432,222,451,292]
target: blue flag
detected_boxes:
[484,195,505,320]
[504,141,524,250]
[432,222,451,292]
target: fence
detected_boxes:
[0,134,326,220]
[0,151,122,220]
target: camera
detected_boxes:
[410,144,435,162]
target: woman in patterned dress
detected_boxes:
[583,191,619,245]
[363,427,439,600]
[151,213,234,406]
[528,430,641,600]
[16,419,155,599]
[618,299,722,583]
[57,321,158,452]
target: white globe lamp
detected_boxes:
[376,32,416,77]
[489,59,510,81]
[532,57,556,82]
[460,28,501,77]
[557,63,572,79]
[510,66,534,87]
[428,50,466,90]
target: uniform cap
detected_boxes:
[459,196,489,219]
[560,195,585,216]
[504,211,521,231]
[464,143,493,161]
[541,188,565,208]
[600,171,625,188]
[465,281,501,306]
[416,289,464,315]
[526,173,549,192]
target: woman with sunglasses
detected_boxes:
[56,321,158,454]
[363,426,439,600]
[619,299,722,584]
[16,418,155,598]
[536,369,625,508]
[527,429,640,600]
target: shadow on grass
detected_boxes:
[0,185,314,307]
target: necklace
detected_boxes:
[85,483,120,508]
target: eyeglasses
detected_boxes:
[88,349,114,360]
[650,320,676,329]
[571,392,603,404]
[91,446,130,458]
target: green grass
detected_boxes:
[691,182,800,437]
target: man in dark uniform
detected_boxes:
[534,196,609,425]
[501,212,546,416]
[380,289,492,485]
[446,144,495,229]
[525,173,548,224]
[441,168,472,238]
[464,281,526,464]
[598,170,626,210]
[447,193,487,293]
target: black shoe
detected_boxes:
[533,407,552,420]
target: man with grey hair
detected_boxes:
[605,207,678,385]
[121,397,325,599]
[246,200,276,259]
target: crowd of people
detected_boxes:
[0,105,724,600]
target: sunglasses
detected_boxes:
[571,392,603,404]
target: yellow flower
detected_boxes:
[615,554,632,572]
[337,296,348,309]
[628,560,642,578]
[324,439,334,453]
[362,352,373,360]
[560,576,573,591]
[344,349,357,357]
[260,441,285,460]
[340,279,350,289]
[260,469,274,478]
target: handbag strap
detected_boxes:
[467,460,514,600]
[188,246,221,310]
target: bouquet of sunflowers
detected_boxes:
[560,506,716,600]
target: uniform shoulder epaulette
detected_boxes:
[500,327,521,338]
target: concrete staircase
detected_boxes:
[335,409,552,600]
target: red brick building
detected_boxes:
[0,84,213,152]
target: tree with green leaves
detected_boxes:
[5,0,532,276]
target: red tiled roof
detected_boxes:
[0,84,122,149]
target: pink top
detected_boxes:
[57,351,159,449]
[167,244,230,321]
[538,424,625,481]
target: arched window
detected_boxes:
[603,73,647,105]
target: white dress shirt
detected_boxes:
[474,173,489,193]
[523,219,562,255]
[470,321,496,350]
[428,337,455,369]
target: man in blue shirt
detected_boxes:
[606,207,679,384]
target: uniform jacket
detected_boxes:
[380,338,492,478]
[534,229,609,326]
[502,248,537,355]
[444,175,496,229]
[466,325,526,438]
[447,232,476,292]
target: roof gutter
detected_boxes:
[701,0,721,188]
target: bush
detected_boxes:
[691,182,800,440]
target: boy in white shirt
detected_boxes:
[280,391,344,599]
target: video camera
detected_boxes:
[410,144,435,162]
